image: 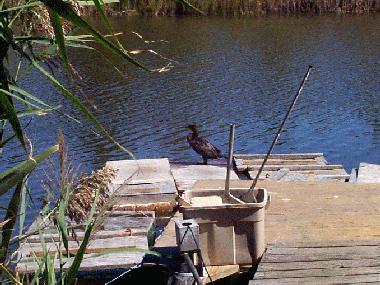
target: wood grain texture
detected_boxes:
[252,241,380,284]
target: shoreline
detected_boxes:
[81,0,380,17]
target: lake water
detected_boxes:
[2,15,380,223]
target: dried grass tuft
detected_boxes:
[7,0,81,38]
[66,166,118,223]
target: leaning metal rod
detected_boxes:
[241,65,313,200]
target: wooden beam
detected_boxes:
[20,236,148,257]
[246,164,344,171]
[234,153,324,160]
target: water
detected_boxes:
[2,15,380,224]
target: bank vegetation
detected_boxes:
[114,0,380,16]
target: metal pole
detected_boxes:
[183,253,204,285]
[240,65,313,201]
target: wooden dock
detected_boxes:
[17,211,155,274]
[16,158,178,276]
[234,153,349,182]
[15,154,380,283]
[248,180,380,284]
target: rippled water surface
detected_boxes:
[2,16,380,221]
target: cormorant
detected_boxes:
[186,124,225,165]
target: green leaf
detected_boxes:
[31,60,134,158]
[0,1,42,13]
[18,179,28,239]
[47,7,71,76]
[40,0,152,71]
[16,106,60,118]
[90,247,160,258]
[0,181,24,264]
[91,0,124,50]
[0,145,59,196]
[1,87,46,110]
[64,222,94,285]
[0,263,22,285]
[9,85,80,124]
[0,85,26,150]
[56,186,70,257]
[65,42,95,50]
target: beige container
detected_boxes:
[180,188,268,266]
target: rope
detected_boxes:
[105,263,142,285]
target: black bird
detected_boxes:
[187,124,225,165]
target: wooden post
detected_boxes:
[225,124,235,198]
[225,124,245,204]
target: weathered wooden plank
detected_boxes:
[170,163,238,193]
[235,153,324,160]
[20,236,148,257]
[17,252,146,273]
[267,240,380,248]
[106,158,175,186]
[247,164,344,171]
[357,163,380,183]
[255,266,380,279]
[114,180,177,195]
[104,215,155,231]
[250,273,380,284]
[248,169,349,182]
[240,159,321,165]
[261,253,380,263]
[315,174,350,181]
[257,258,380,271]
[265,245,380,257]
[26,229,146,243]
[114,193,176,204]
[201,265,240,283]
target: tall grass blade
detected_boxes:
[48,8,71,76]
[0,1,42,13]
[0,89,26,150]
[32,61,135,158]
[0,218,12,228]
[9,85,80,123]
[0,263,22,285]
[17,106,61,118]
[0,181,23,264]
[56,189,70,257]
[40,0,152,71]
[90,247,160,258]
[64,222,94,285]
[0,144,59,196]
[91,0,124,50]
[18,179,28,239]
